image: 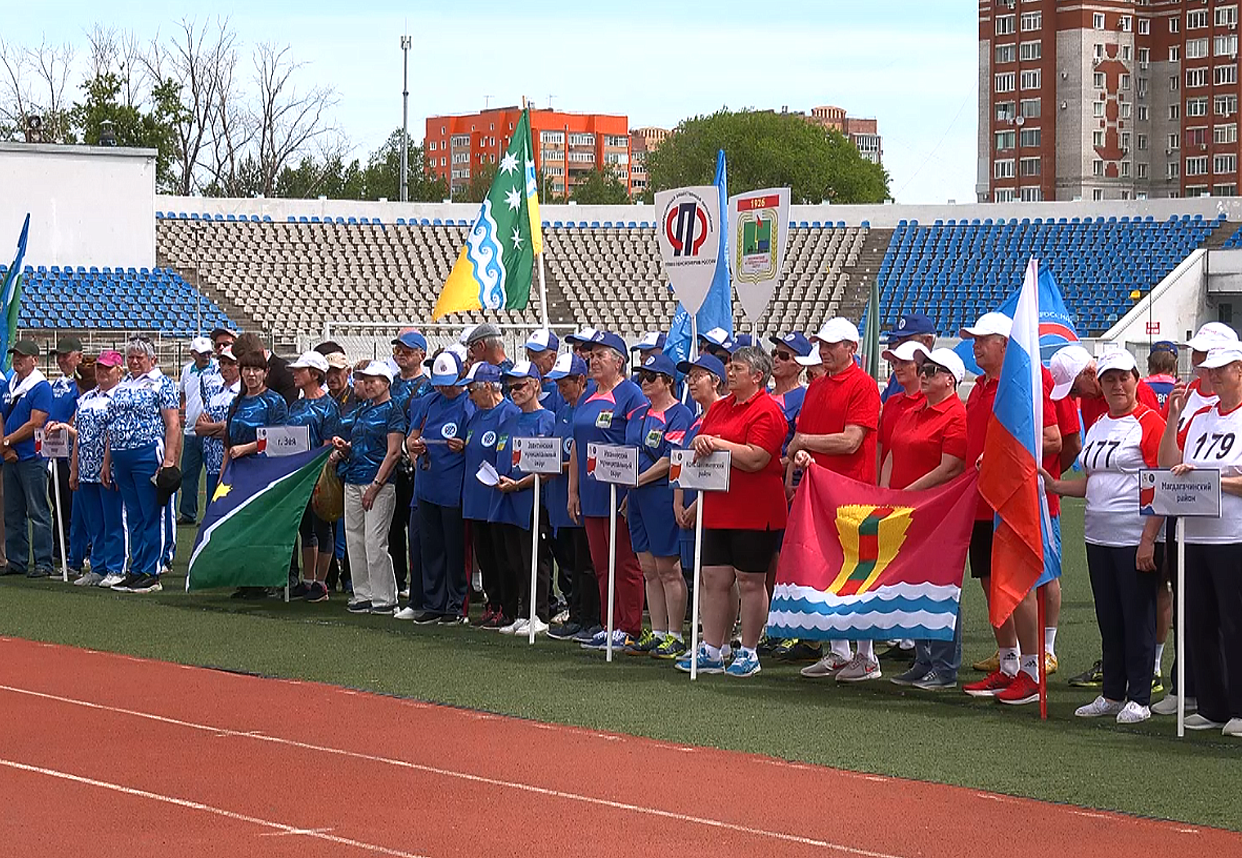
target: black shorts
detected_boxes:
[701,528,782,574]
[969,520,993,579]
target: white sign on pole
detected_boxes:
[655,185,721,316]
[727,187,790,324]
[513,436,562,475]
[1139,468,1222,518]
[257,425,311,457]
[669,449,732,493]
[586,443,639,488]
[35,428,70,459]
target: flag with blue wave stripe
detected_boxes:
[0,213,30,373]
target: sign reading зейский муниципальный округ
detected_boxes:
[512,436,562,476]
[1139,469,1222,517]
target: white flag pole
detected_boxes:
[537,252,549,330]
[528,475,541,644]
[1177,517,1186,738]
[606,483,617,662]
[51,459,68,582]
[690,496,704,681]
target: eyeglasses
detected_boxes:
[772,350,796,362]
[636,371,665,384]
[919,363,948,378]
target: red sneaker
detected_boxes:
[963,670,1016,698]
[997,670,1040,705]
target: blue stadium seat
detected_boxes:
[396,218,405,225]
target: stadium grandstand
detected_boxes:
[5,142,1242,364]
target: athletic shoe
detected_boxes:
[73,571,104,587]
[891,664,933,686]
[624,629,661,655]
[306,582,329,603]
[130,574,163,594]
[652,636,687,660]
[1075,696,1125,718]
[111,572,145,592]
[370,603,397,615]
[347,600,373,614]
[674,645,725,675]
[528,617,550,635]
[572,624,604,645]
[288,581,311,600]
[550,607,570,625]
[97,573,125,588]
[963,670,1017,698]
[725,651,762,677]
[1067,659,1104,688]
[836,653,882,683]
[394,607,419,620]
[485,613,511,630]
[800,652,851,679]
[472,606,498,627]
[756,635,780,657]
[176,516,197,526]
[913,670,958,691]
[1151,694,1195,716]
[972,651,1000,673]
[772,639,823,662]
[1044,653,1059,676]
[1151,673,1165,694]
[413,610,441,625]
[438,614,468,625]
[499,618,528,635]
[546,622,582,641]
[1222,718,1242,737]
[1184,713,1226,731]
[398,588,410,600]
[996,671,1040,705]
[580,629,610,650]
[1116,701,1151,724]
[25,567,51,579]
[609,630,635,650]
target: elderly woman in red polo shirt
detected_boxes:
[675,346,788,678]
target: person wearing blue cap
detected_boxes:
[388,328,433,602]
[698,327,736,361]
[631,331,668,365]
[489,361,557,634]
[401,349,475,623]
[459,362,522,628]
[767,333,812,461]
[569,331,648,649]
[620,353,694,656]
[880,313,937,403]
[543,353,600,642]
[525,329,565,417]
[1142,341,1179,411]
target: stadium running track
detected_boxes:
[0,636,1237,858]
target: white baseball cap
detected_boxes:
[190,336,213,354]
[1186,322,1240,352]
[458,324,478,344]
[1049,345,1094,400]
[924,347,966,384]
[1096,349,1138,377]
[523,329,559,353]
[881,341,930,364]
[288,350,330,373]
[355,360,394,383]
[959,312,1013,340]
[1198,346,1242,369]
[810,317,861,345]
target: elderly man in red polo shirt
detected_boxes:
[787,316,883,681]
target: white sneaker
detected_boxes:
[1223,718,1242,737]
[499,618,528,635]
[1151,694,1196,716]
[74,571,104,587]
[1116,701,1151,724]
[835,653,882,682]
[1184,713,1226,731]
[394,607,418,620]
[529,617,549,635]
[97,573,124,588]
[800,652,851,678]
[1075,696,1125,718]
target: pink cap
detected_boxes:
[96,350,124,367]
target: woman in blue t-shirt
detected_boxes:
[492,361,556,634]
[287,351,340,603]
[459,362,520,628]
[193,347,241,506]
[402,350,473,623]
[225,350,289,462]
[567,332,648,649]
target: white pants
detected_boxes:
[344,482,397,608]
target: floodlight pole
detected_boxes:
[400,35,411,203]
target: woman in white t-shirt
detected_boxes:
[1043,350,1165,725]
[1160,344,1242,737]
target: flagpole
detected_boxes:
[606,483,617,662]
[537,251,549,329]
[1037,585,1047,720]
[528,474,541,644]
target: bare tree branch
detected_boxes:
[251,42,338,196]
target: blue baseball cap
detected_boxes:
[884,313,936,342]
[733,333,753,349]
[565,327,600,345]
[590,331,630,359]
[503,360,542,382]
[631,331,668,352]
[768,332,813,357]
[524,329,559,353]
[637,353,677,378]
[547,352,589,379]
[392,330,428,350]
[1150,340,1178,357]
[429,351,464,386]
[457,362,502,386]
[676,353,727,380]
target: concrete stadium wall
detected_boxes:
[0,143,156,268]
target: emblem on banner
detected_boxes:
[828,504,915,596]
[734,208,779,283]
[664,200,710,257]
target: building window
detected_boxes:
[1216,154,1238,173]
[1188,97,1209,117]
[1019,157,1041,176]
[1094,71,1106,88]
[1140,19,1151,35]
[1218,5,1239,27]
[1094,101,1106,118]
[1216,124,1239,144]
[1187,68,1208,87]
[1216,35,1238,57]
[1187,185,1209,196]
[1219,66,1240,88]
[1093,159,1104,176]
[1217,94,1239,116]
[1138,77,1149,97]
[1186,156,1209,175]
[1167,162,1180,179]
[996,14,1016,34]
[440,157,446,167]
[1138,134,1148,150]
[995,188,1016,203]
[1138,163,1149,179]
[1020,69,1041,89]
[1121,161,1132,178]
[1020,11,1041,31]
[1093,130,1105,147]
[1170,46,1181,62]
[1121,74,1131,90]
[1188,127,1209,149]
[1092,188,1105,201]
[604,135,629,148]
[1169,133,1181,150]
[995,159,1015,178]
[1171,75,1180,91]
[1139,47,1151,68]
[995,43,1016,64]
[540,131,564,144]
[1121,102,1132,119]
[1188,9,1209,29]
[1122,132,1131,151]
[1215,184,1238,196]
[1170,17,1180,33]
[1121,15,1132,32]
[1187,38,1210,59]
[1094,12,1106,29]
[1170,104,1181,120]
[1019,41,1041,61]
[1019,127,1041,147]
[995,72,1016,93]
[1020,99,1041,118]
[996,101,1015,121]
[995,130,1016,150]
[1020,186,1042,202]
[1094,43,1105,60]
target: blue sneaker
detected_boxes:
[725,650,762,677]
[674,645,725,674]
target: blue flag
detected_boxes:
[955,260,1079,376]
[0,214,30,372]
[663,150,732,366]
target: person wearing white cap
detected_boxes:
[879,348,969,690]
[1049,344,1162,432]
[329,360,406,615]
[285,351,340,603]
[176,336,219,525]
[1041,350,1166,724]
[878,340,930,472]
[788,317,882,678]
[194,345,241,514]
[524,329,565,417]
[1159,343,1242,736]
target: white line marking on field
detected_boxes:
[0,758,426,858]
[261,827,335,837]
[0,683,909,858]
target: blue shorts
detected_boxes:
[626,483,680,558]
[1034,515,1062,588]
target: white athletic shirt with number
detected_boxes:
[1176,378,1217,432]
[1080,403,1164,547]
[1178,401,1242,544]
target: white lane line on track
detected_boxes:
[0,683,908,858]
[0,758,427,858]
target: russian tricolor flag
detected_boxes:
[979,259,1059,627]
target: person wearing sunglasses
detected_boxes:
[881,349,969,690]
[622,353,694,657]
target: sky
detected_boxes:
[12,1,979,204]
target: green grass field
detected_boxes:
[1,498,1239,830]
